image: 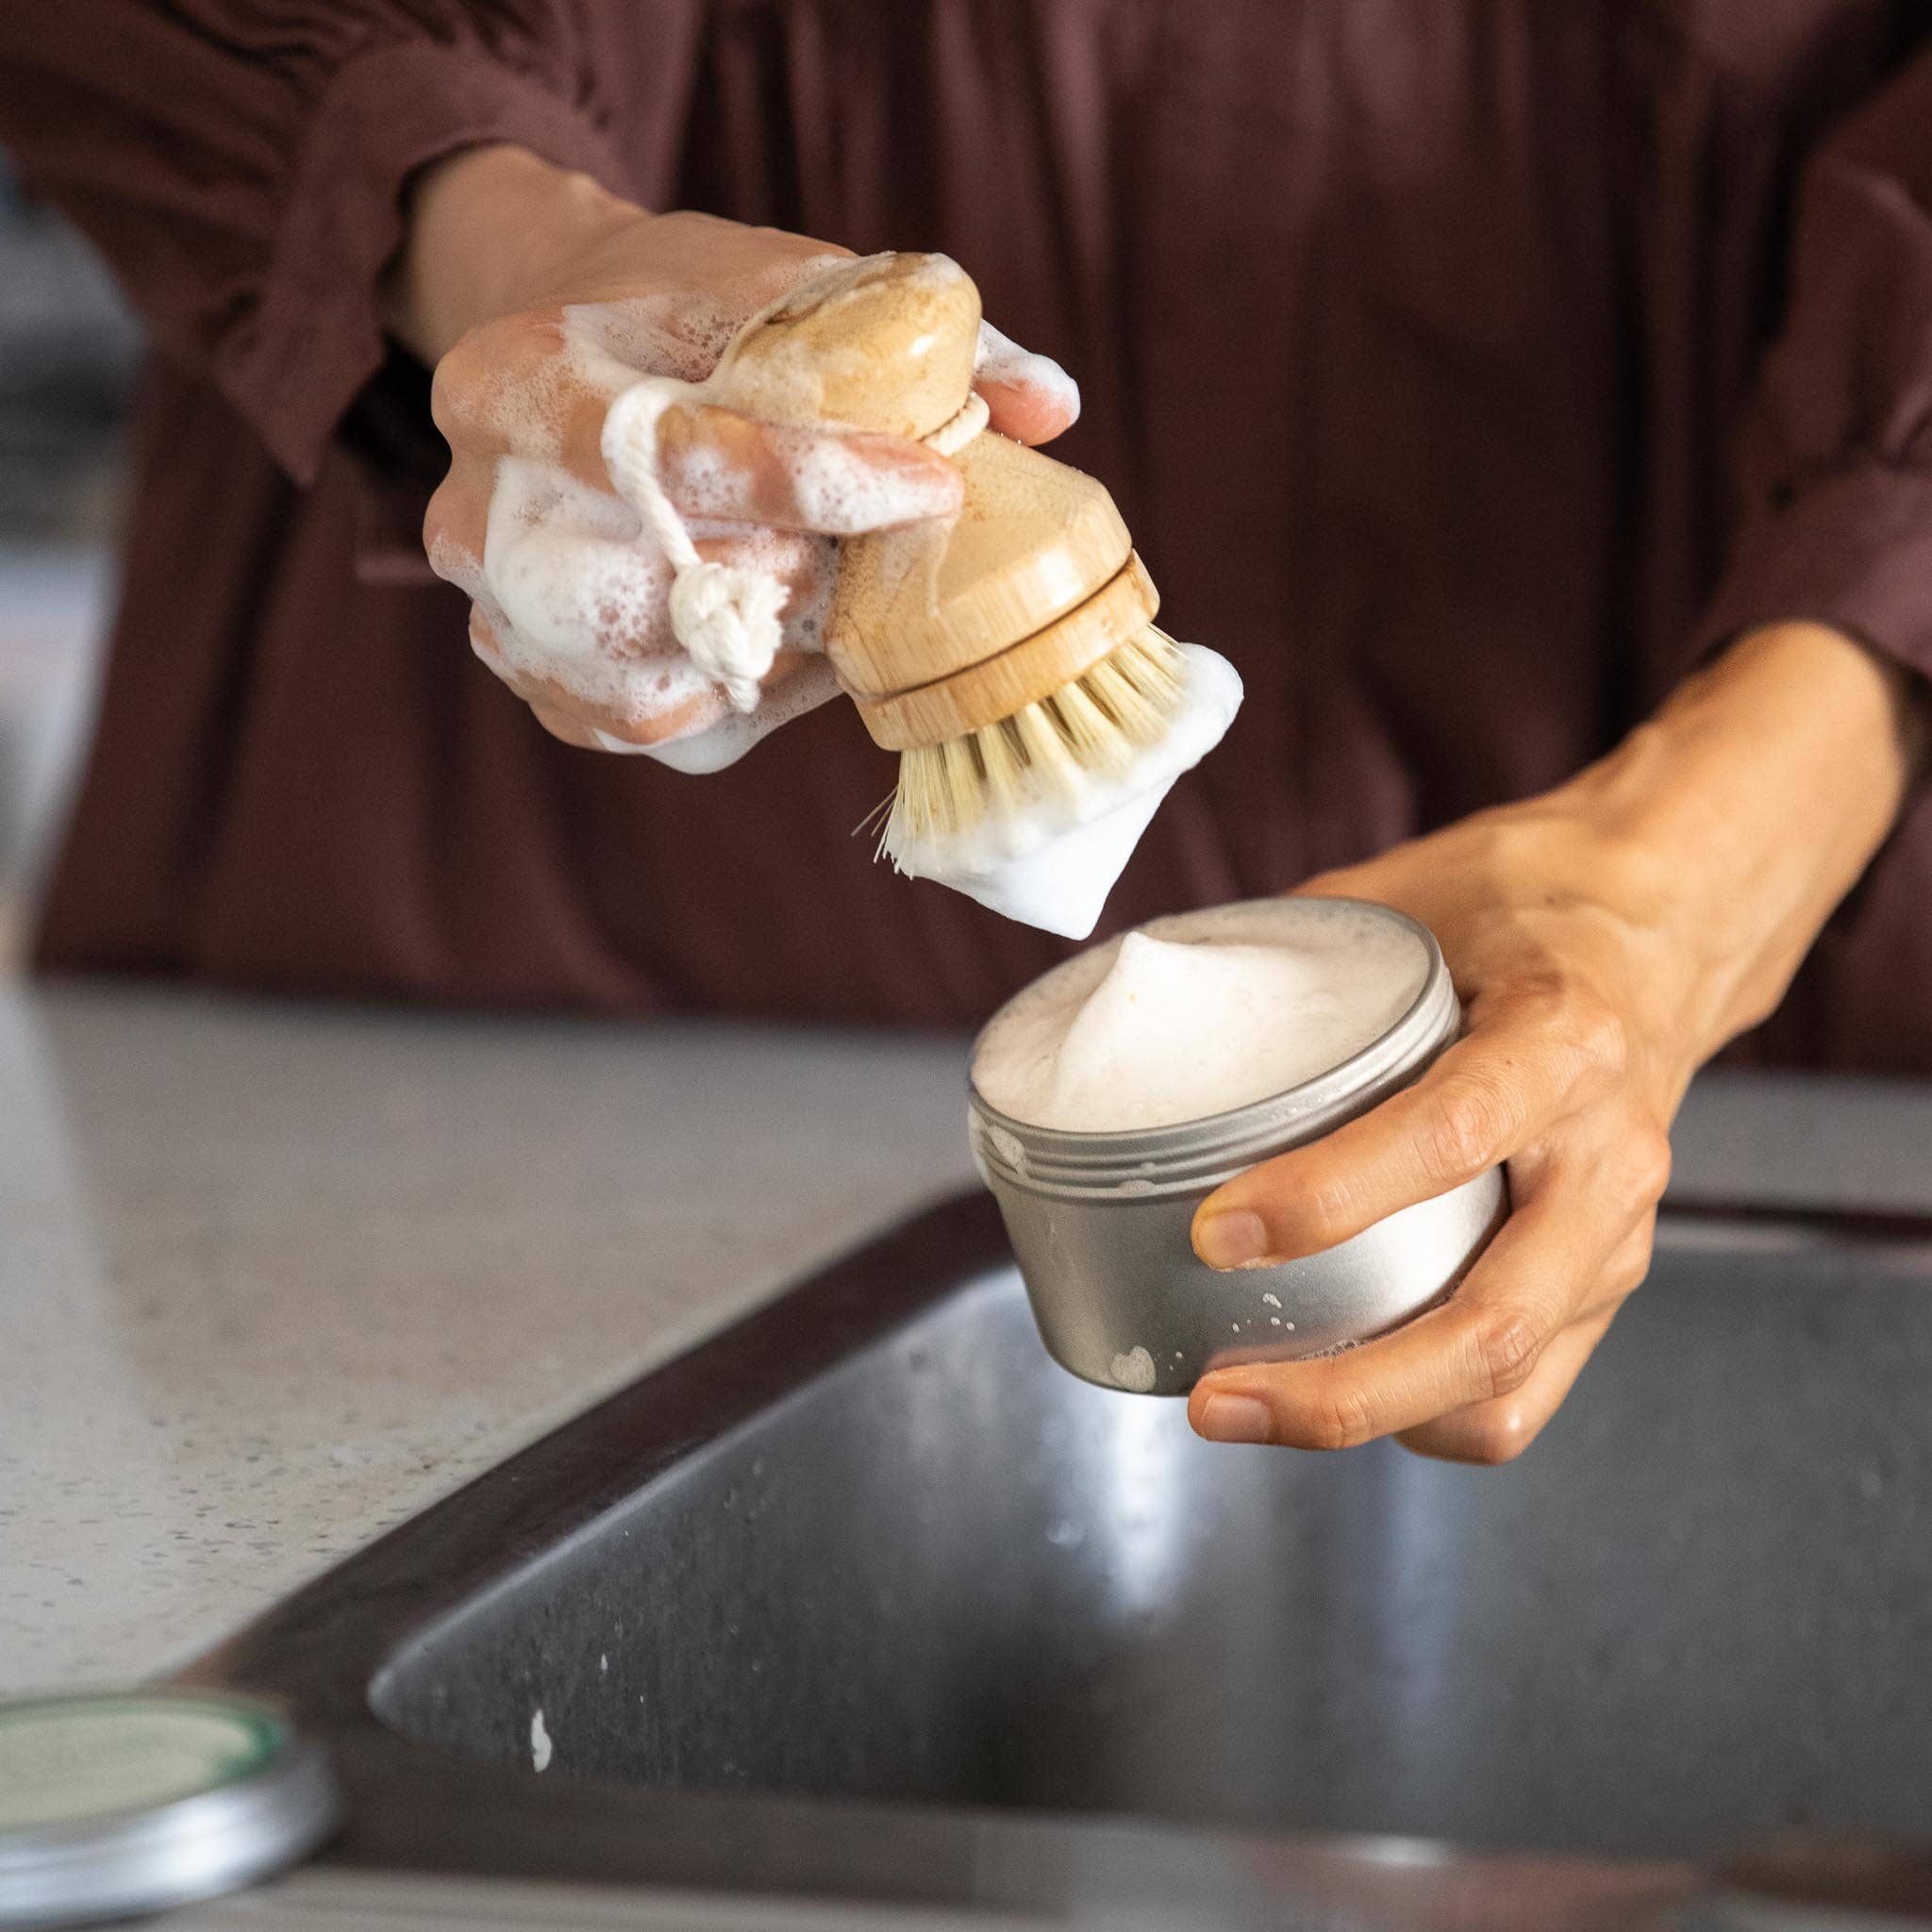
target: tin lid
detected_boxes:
[969,897,1459,1197]
[0,1690,340,1928]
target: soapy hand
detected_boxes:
[1186,623,1926,1463]
[390,147,1078,763]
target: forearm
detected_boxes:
[1554,622,1926,1065]
[382,143,642,364]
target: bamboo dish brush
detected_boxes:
[608,252,1242,937]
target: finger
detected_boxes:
[1394,1302,1619,1466]
[581,644,825,751]
[469,600,727,746]
[1187,1149,1646,1451]
[1192,980,1629,1270]
[467,608,564,713]
[484,464,820,685]
[471,525,828,749]
[974,321,1080,444]
[1394,1212,1657,1464]
[433,304,966,532]
[533,650,829,755]
[432,312,616,475]
[528,703,602,750]
[424,455,493,596]
[655,402,963,533]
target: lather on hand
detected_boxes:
[387,145,1078,760]
[1187,622,1927,1463]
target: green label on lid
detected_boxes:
[0,1695,282,1832]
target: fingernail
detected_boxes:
[1195,1209,1268,1270]
[1198,1395,1274,1445]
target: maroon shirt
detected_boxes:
[3,3,1931,1064]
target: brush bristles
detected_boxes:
[882,626,1189,854]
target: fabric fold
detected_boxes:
[235,42,632,483]
[1695,462,1932,679]
[1697,45,1932,685]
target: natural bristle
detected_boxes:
[880,627,1191,856]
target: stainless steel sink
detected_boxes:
[185,1194,1932,1927]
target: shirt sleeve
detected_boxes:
[1694,41,1932,682]
[0,3,634,486]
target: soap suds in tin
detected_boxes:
[973,914,1427,1132]
[529,1707,553,1773]
[1109,1345,1157,1392]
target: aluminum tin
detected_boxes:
[969,898,1507,1396]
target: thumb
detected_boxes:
[974,322,1081,445]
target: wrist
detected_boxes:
[383,143,643,363]
[1558,621,1918,1056]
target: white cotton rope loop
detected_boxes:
[600,375,991,717]
[600,376,784,715]
[925,389,989,457]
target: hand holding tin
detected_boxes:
[1188,623,1926,1462]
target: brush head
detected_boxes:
[886,628,1186,848]
[875,634,1244,938]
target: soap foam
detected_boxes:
[973,907,1429,1132]
[600,655,844,770]
[887,641,1243,939]
[974,320,1082,428]
[455,280,949,765]
[563,260,849,392]
[448,282,890,768]
[479,454,840,750]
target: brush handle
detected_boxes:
[708,254,1157,747]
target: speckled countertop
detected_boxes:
[5,978,1932,1699]
[1,982,974,1694]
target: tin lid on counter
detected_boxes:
[0,1690,339,1927]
